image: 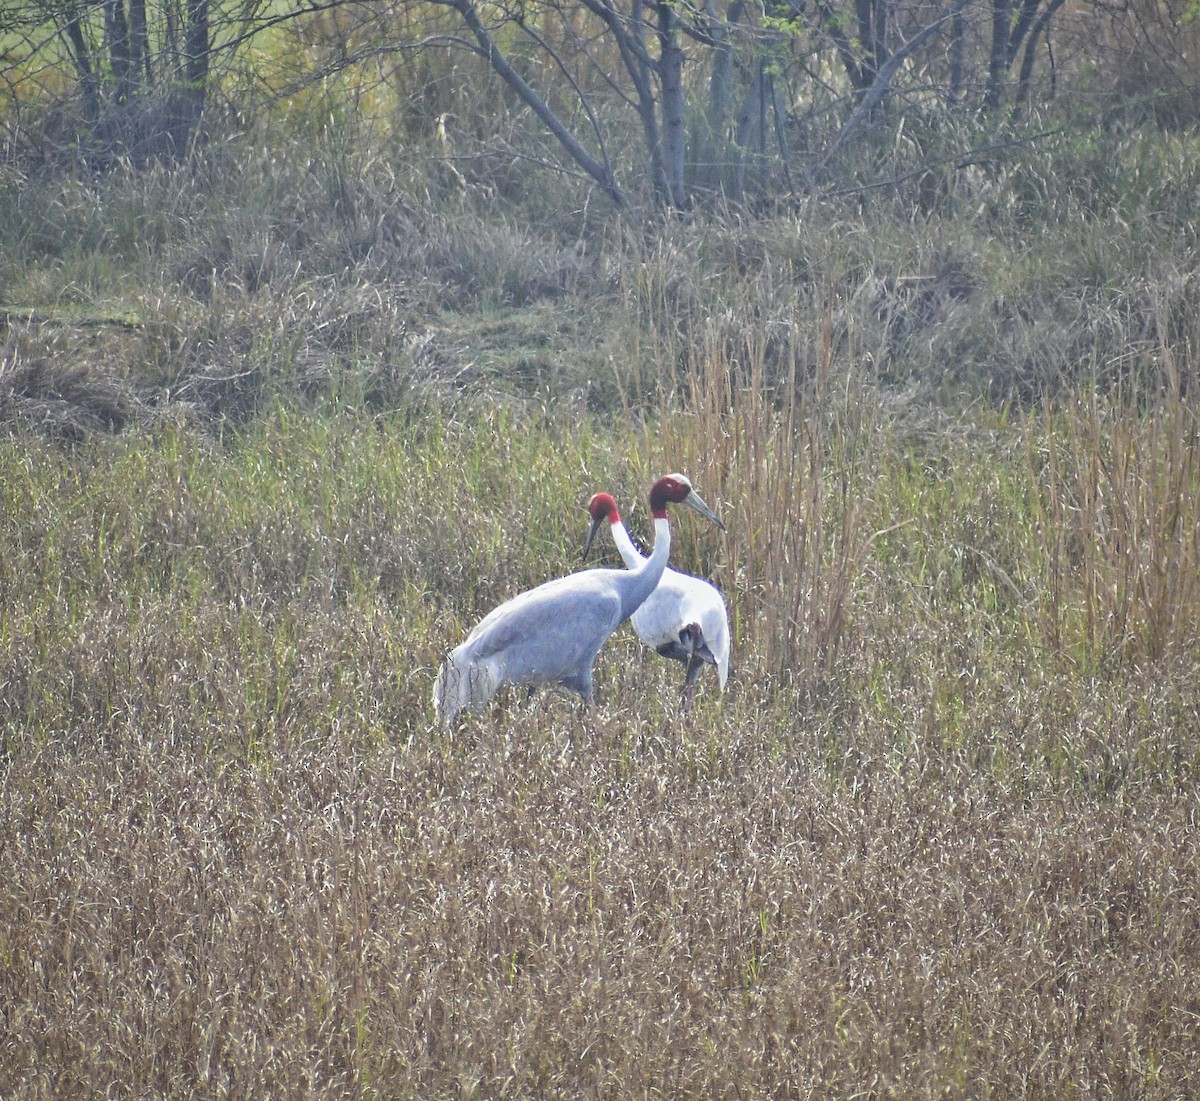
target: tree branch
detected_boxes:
[445,0,629,209]
[815,0,972,180]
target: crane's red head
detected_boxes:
[582,492,620,561]
[587,492,619,524]
[648,473,726,530]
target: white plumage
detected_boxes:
[586,492,730,702]
[433,474,723,727]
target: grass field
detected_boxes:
[2,115,1200,1097]
[3,392,1199,1097]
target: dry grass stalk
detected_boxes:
[1032,388,1200,669]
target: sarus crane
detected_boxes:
[433,473,723,727]
[585,491,730,706]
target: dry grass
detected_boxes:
[3,672,1198,1098]
[1033,393,1200,670]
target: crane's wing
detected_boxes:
[460,569,627,673]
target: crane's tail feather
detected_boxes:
[433,655,501,727]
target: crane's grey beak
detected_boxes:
[583,514,606,561]
[683,488,725,531]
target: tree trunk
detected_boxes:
[949,8,965,104]
[855,0,889,91]
[103,0,135,104]
[449,0,629,209]
[985,0,1013,109]
[170,0,209,154]
[1014,0,1066,109]
[63,15,101,123]
[185,0,210,94]
[656,0,687,209]
[706,0,742,135]
[733,61,768,199]
[818,0,866,92]
[129,0,151,87]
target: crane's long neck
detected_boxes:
[610,519,645,571]
[616,516,669,623]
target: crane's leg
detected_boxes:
[556,670,595,754]
[560,669,595,708]
[678,624,707,712]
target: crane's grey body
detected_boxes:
[610,515,730,692]
[433,553,665,723]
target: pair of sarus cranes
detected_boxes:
[433,473,730,727]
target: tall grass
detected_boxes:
[634,303,872,696]
[1033,390,1200,671]
[5,117,1200,436]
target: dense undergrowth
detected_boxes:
[2,110,1200,1097]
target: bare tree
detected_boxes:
[439,0,695,209]
[384,0,1088,207]
[984,0,1068,110]
[5,0,230,163]
[6,0,1153,206]
[444,0,630,207]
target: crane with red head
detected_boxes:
[585,491,730,706]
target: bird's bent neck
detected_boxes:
[618,516,669,622]
[610,518,643,570]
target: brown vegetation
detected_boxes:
[3,684,1198,1097]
